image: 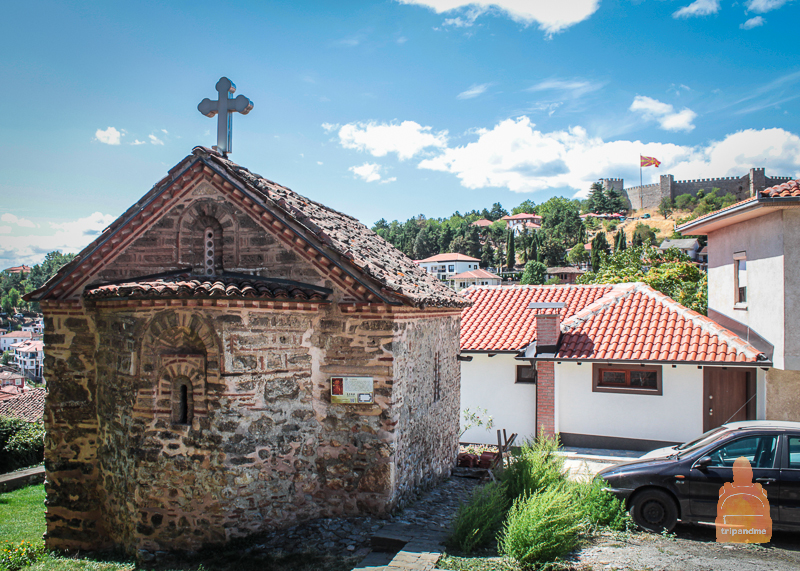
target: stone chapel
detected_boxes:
[26,147,469,556]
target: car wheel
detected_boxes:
[630,489,678,533]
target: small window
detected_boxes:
[204,226,215,276]
[172,378,194,425]
[449,265,455,272]
[593,364,662,395]
[516,364,537,384]
[709,435,777,469]
[735,257,747,305]
[788,436,800,469]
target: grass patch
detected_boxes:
[0,484,46,545]
[448,481,509,553]
[437,553,521,570]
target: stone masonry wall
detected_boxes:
[391,315,461,506]
[42,299,462,556]
[40,303,111,550]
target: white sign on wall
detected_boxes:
[331,376,374,404]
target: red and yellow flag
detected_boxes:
[641,155,661,168]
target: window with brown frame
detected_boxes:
[516,364,537,384]
[592,363,662,395]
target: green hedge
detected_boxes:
[0,417,44,474]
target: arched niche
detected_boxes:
[178,198,239,272]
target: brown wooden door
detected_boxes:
[703,368,756,432]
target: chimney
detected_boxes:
[528,302,565,352]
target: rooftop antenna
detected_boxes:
[198,77,253,156]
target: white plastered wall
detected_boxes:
[556,362,704,444]
[459,353,537,445]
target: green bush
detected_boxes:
[0,417,45,474]
[0,540,46,571]
[571,478,631,531]
[502,429,567,502]
[447,481,509,553]
[498,487,583,566]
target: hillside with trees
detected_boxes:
[1,251,74,316]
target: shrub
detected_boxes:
[498,487,583,566]
[0,417,45,474]
[0,540,46,570]
[447,481,509,553]
[502,429,567,502]
[571,478,631,531]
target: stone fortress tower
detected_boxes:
[601,168,795,211]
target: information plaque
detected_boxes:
[331,376,374,404]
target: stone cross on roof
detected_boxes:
[197,77,253,155]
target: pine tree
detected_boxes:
[632,231,643,248]
[615,230,627,251]
[481,239,495,269]
[591,233,610,273]
[506,229,516,269]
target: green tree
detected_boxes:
[658,197,674,219]
[577,246,708,315]
[586,182,608,213]
[606,187,626,212]
[529,232,539,263]
[438,224,455,254]
[481,239,495,269]
[615,231,627,251]
[488,202,509,221]
[1,296,12,316]
[7,288,20,312]
[465,226,482,259]
[538,197,583,266]
[590,233,610,273]
[566,243,590,267]
[506,230,516,269]
[520,261,547,285]
[632,223,657,246]
[413,227,437,259]
[512,200,537,215]
[674,193,696,211]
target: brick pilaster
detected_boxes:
[536,361,555,437]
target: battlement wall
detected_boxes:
[623,183,661,210]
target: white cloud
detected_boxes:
[95,126,122,145]
[527,79,602,99]
[740,16,765,28]
[317,161,324,165]
[397,36,408,44]
[161,129,169,135]
[673,0,720,18]
[336,120,448,160]
[349,163,396,184]
[149,134,164,146]
[0,211,117,267]
[412,116,800,196]
[745,0,791,12]
[397,0,601,35]
[321,122,340,133]
[1,214,35,228]
[630,96,697,132]
[131,139,146,146]
[0,226,11,235]
[457,83,490,99]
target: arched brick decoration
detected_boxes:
[135,311,222,424]
[178,199,239,271]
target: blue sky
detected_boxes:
[1,0,799,266]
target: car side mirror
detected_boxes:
[695,456,712,470]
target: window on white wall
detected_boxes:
[734,252,747,306]
[516,364,537,384]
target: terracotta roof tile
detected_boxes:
[84,273,329,302]
[557,283,764,363]
[0,388,46,422]
[460,285,613,352]
[761,178,800,198]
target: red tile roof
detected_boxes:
[84,273,330,302]
[471,219,493,227]
[460,283,765,363]
[761,178,800,198]
[0,331,36,340]
[419,253,481,263]
[557,283,764,363]
[460,285,613,352]
[0,387,46,422]
[451,269,501,280]
[3,265,32,274]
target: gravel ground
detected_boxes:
[570,524,800,571]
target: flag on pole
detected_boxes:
[640,155,661,168]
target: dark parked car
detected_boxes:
[597,421,800,532]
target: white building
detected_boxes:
[459,284,766,449]
[659,238,701,260]
[13,339,43,381]
[417,253,481,282]
[678,178,800,422]
[0,330,37,352]
[450,269,502,291]
[22,318,44,335]
[500,213,541,236]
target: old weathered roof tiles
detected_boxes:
[28,147,470,309]
[760,178,800,198]
[0,387,46,422]
[84,273,330,302]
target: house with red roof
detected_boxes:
[500,213,542,235]
[451,269,502,291]
[417,253,482,282]
[679,177,800,423]
[459,283,767,449]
